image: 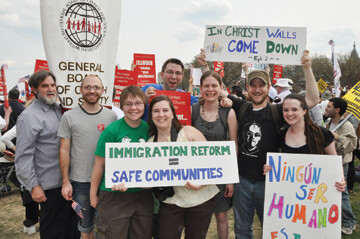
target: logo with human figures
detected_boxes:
[59,1,107,51]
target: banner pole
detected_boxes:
[0,64,9,108]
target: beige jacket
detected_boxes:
[327,117,357,164]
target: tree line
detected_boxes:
[181,52,360,93]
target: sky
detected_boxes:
[1,0,359,89]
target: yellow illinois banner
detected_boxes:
[317,78,327,93]
[342,81,360,120]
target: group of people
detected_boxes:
[5,48,358,239]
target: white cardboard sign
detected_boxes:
[263,153,342,239]
[203,25,306,65]
[105,141,239,188]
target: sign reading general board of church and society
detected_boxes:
[105,141,239,188]
[204,25,306,65]
[40,0,122,108]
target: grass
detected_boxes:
[1,176,360,238]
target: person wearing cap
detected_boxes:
[274,78,292,103]
[198,49,319,238]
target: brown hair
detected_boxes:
[147,95,183,137]
[119,85,146,110]
[200,71,222,86]
[199,71,223,105]
[29,70,56,90]
[161,58,184,73]
[284,93,325,154]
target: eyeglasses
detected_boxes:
[165,70,183,77]
[123,101,144,108]
[83,85,102,91]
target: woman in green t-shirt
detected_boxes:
[90,85,153,239]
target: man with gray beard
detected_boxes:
[15,70,79,239]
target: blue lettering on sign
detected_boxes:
[111,170,143,183]
[228,40,259,54]
[111,171,120,183]
[296,185,307,200]
[266,28,297,39]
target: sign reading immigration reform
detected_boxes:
[40,0,121,108]
[203,25,306,65]
[263,153,342,239]
[105,141,239,188]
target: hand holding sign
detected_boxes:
[335,179,346,192]
[301,50,312,70]
[145,86,157,100]
[112,183,128,192]
[184,181,205,191]
[197,49,207,66]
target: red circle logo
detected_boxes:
[97,124,105,131]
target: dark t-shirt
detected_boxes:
[228,94,284,181]
[0,100,25,132]
[280,126,334,154]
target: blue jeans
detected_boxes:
[233,176,265,239]
[342,163,357,227]
[72,181,96,233]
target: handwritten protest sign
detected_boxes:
[113,67,137,107]
[317,78,328,94]
[263,153,342,239]
[40,0,121,108]
[240,63,267,78]
[34,59,49,73]
[204,25,306,65]
[133,53,156,87]
[105,141,239,188]
[342,81,360,120]
[150,90,191,125]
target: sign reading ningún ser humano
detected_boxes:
[105,141,239,188]
[263,153,343,239]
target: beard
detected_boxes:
[83,94,101,105]
[37,93,57,105]
[248,94,267,105]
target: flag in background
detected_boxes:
[18,75,30,84]
[18,75,31,100]
[329,40,341,97]
[71,200,84,219]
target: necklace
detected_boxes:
[200,104,220,139]
[201,104,219,121]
